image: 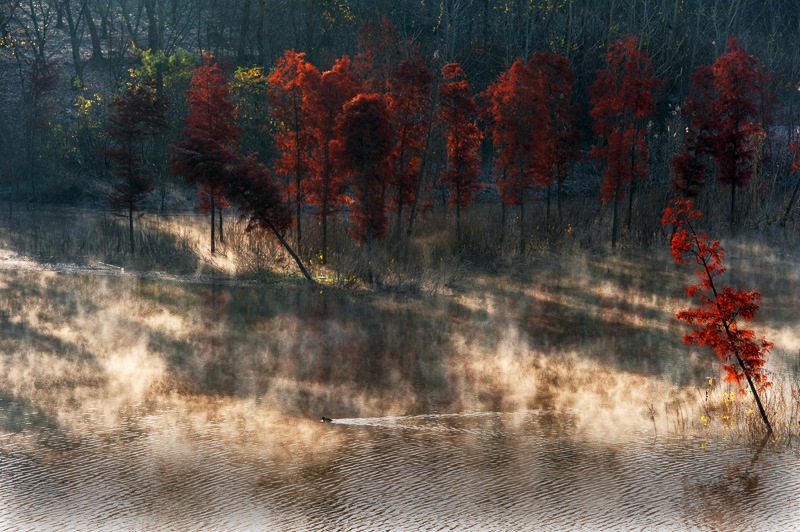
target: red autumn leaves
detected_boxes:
[483,51,580,252]
[159,30,769,278]
[170,52,297,270]
[663,198,772,429]
[167,33,581,264]
[672,37,766,227]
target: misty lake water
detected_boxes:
[1,247,799,530]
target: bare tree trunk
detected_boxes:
[144,0,159,51]
[320,141,330,263]
[611,175,620,249]
[407,76,440,237]
[519,195,525,255]
[82,0,102,60]
[256,0,267,66]
[455,182,462,244]
[626,179,635,232]
[265,220,314,283]
[218,205,224,244]
[546,185,552,229]
[500,200,507,244]
[129,202,135,255]
[394,198,404,241]
[63,0,86,86]
[780,175,800,227]
[237,0,252,63]
[210,196,216,254]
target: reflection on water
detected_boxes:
[0,249,799,529]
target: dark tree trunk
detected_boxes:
[407,79,439,237]
[557,178,563,223]
[82,0,103,60]
[394,199,404,241]
[519,196,525,255]
[456,185,462,244]
[780,173,800,227]
[256,0,267,66]
[210,197,216,254]
[626,179,636,232]
[56,1,65,28]
[295,190,302,252]
[237,0,252,62]
[611,175,620,249]
[129,202,135,255]
[63,1,86,86]
[500,201,507,244]
[320,142,330,263]
[144,0,159,51]
[218,205,224,244]
[265,220,314,283]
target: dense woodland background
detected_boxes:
[2,0,800,280]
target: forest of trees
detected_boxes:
[2,1,800,279]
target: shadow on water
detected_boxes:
[0,392,57,435]
[1,248,799,529]
[0,248,711,420]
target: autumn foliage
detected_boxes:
[106,82,168,254]
[171,52,240,253]
[169,53,311,279]
[663,198,773,432]
[268,50,317,250]
[590,35,662,248]
[336,93,393,244]
[483,58,538,252]
[304,55,361,262]
[528,51,579,223]
[146,29,776,288]
[672,38,766,228]
[438,63,483,243]
[484,58,537,210]
[483,52,578,251]
[336,92,392,282]
[386,56,434,239]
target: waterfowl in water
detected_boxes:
[320,416,333,423]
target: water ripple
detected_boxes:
[1,410,799,530]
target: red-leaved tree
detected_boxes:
[483,58,538,253]
[673,38,766,228]
[386,55,435,240]
[353,17,402,94]
[268,50,318,251]
[590,35,663,248]
[177,52,240,253]
[438,63,483,243]
[672,65,716,198]
[106,82,168,254]
[336,93,392,284]
[662,198,773,433]
[528,51,580,225]
[304,55,361,263]
[226,154,312,281]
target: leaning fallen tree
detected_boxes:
[170,133,314,283]
[663,198,773,434]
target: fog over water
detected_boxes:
[0,247,798,529]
